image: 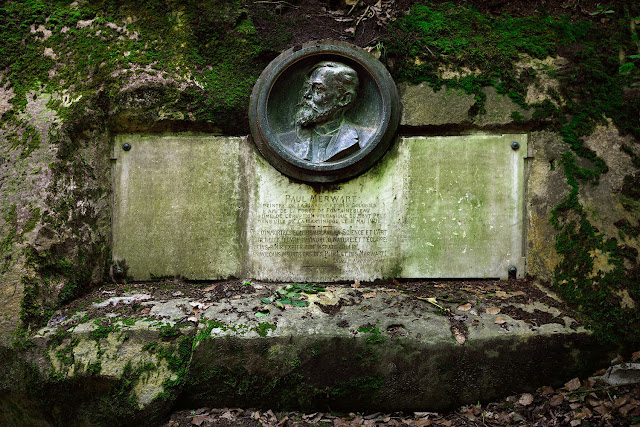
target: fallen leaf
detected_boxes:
[575,407,593,419]
[594,405,610,415]
[518,393,534,406]
[632,350,640,361]
[570,420,581,427]
[620,403,636,416]
[385,289,401,296]
[615,396,629,407]
[510,291,525,296]
[140,307,150,314]
[540,386,554,396]
[392,278,400,286]
[486,307,501,315]
[362,292,377,299]
[352,279,360,288]
[187,316,198,323]
[453,328,466,344]
[494,317,506,324]
[587,398,601,407]
[495,291,507,297]
[550,394,564,406]
[565,377,581,391]
[203,284,217,292]
[191,415,211,426]
[457,303,471,311]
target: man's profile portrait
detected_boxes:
[280,61,374,163]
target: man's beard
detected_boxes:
[296,101,338,128]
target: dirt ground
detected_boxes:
[163,373,640,426]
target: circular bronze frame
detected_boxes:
[249,40,400,183]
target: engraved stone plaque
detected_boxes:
[249,40,400,183]
[113,134,526,281]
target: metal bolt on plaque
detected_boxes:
[249,40,400,183]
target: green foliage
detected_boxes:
[257,283,326,316]
[357,324,387,344]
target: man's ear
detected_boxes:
[338,92,352,107]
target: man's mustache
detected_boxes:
[296,101,318,111]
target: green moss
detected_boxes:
[86,360,102,376]
[387,1,640,347]
[54,337,79,366]
[254,321,276,337]
[89,318,119,342]
[158,323,181,341]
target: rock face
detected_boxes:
[1,0,639,423]
[0,281,611,424]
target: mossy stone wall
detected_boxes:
[0,0,638,348]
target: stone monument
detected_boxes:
[112,41,527,281]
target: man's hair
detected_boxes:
[309,61,359,109]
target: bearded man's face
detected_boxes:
[296,68,343,127]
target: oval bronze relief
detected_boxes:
[249,40,400,183]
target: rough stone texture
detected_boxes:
[114,134,527,281]
[579,125,640,280]
[514,56,569,107]
[399,82,475,126]
[602,363,640,386]
[0,283,611,423]
[525,131,571,281]
[473,87,531,126]
[0,85,111,344]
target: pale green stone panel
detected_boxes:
[112,134,242,279]
[400,135,527,279]
[245,143,406,282]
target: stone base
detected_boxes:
[1,281,612,424]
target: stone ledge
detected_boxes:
[399,83,533,127]
[1,280,612,424]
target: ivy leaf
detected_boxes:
[619,62,634,75]
[255,311,269,318]
[261,297,272,304]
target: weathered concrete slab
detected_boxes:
[10,280,609,421]
[400,135,527,278]
[112,134,243,279]
[113,134,527,281]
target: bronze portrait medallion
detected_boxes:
[249,41,400,183]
